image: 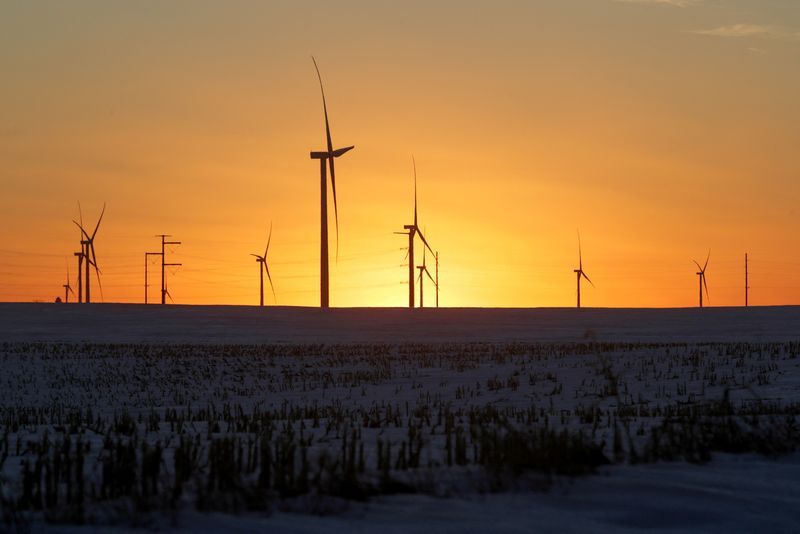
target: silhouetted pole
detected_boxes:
[74,251,83,303]
[83,240,91,303]
[157,235,181,304]
[320,158,329,308]
[745,253,749,307]
[435,252,439,308]
[405,225,416,308]
[144,252,161,304]
[575,270,581,308]
[259,259,264,307]
[698,273,703,308]
[418,265,425,308]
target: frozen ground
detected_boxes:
[1,303,799,343]
[43,454,800,534]
[1,304,799,532]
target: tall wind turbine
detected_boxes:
[416,240,436,308]
[62,263,75,303]
[693,250,710,308]
[395,156,435,308]
[251,223,276,307]
[574,232,594,308]
[73,203,105,304]
[309,57,354,308]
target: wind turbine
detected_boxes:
[395,156,435,308]
[73,203,105,304]
[62,263,75,303]
[309,56,354,308]
[693,250,710,308]
[251,223,276,307]
[574,232,594,308]
[416,238,436,308]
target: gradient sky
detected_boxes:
[1,0,798,307]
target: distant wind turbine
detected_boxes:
[395,156,435,308]
[416,239,436,308]
[309,56,354,309]
[251,223,276,307]
[574,231,594,308]
[693,250,710,308]
[62,263,75,303]
[73,203,105,304]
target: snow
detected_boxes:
[1,303,799,344]
[38,455,800,533]
[1,303,799,532]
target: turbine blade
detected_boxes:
[93,260,103,302]
[692,259,703,272]
[332,146,353,157]
[416,229,435,257]
[264,262,276,303]
[90,242,99,274]
[312,56,334,155]
[78,201,84,232]
[250,254,262,259]
[582,271,595,288]
[703,273,710,302]
[329,157,339,262]
[424,267,435,284]
[413,156,418,228]
[703,249,710,271]
[73,220,90,240]
[91,202,106,240]
[265,221,272,259]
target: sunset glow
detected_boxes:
[2,1,799,307]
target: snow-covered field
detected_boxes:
[2,303,800,344]
[1,304,799,532]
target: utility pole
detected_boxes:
[405,225,416,308]
[435,252,439,308]
[145,251,161,304]
[745,253,749,307]
[74,251,83,303]
[156,235,181,304]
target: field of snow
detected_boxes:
[1,303,799,344]
[1,304,799,532]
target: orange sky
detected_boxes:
[1,1,799,307]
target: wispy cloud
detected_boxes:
[614,0,701,7]
[690,24,800,41]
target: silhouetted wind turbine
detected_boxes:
[73,203,105,304]
[395,156,435,308]
[62,263,75,303]
[693,250,710,308]
[416,238,436,308]
[251,223,276,307]
[574,232,594,308]
[309,56,354,308]
[73,205,85,302]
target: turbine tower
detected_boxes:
[416,240,436,308]
[693,251,710,308]
[395,157,434,308]
[309,57,354,309]
[251,223,276,307]
[73,203,105,304]
[574,232,594,308]
[62,264,75,303]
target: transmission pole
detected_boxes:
[156,235,182,304]
[745,253,749,307]
[145,251,161,304]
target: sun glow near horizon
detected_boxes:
[1,1,799,308]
